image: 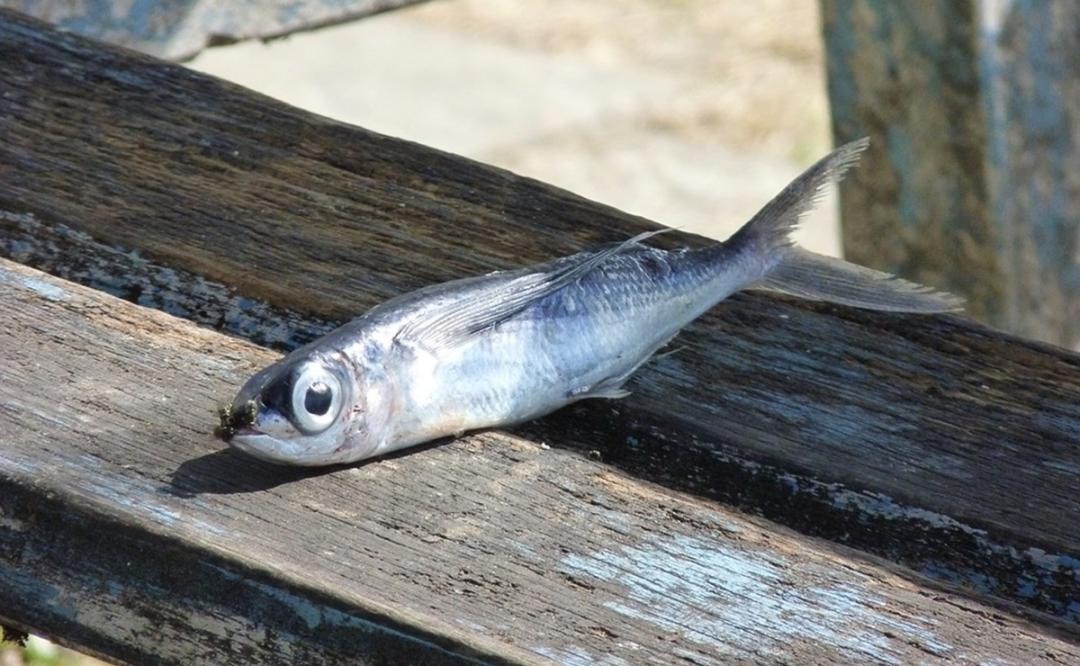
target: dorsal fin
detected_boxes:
[397,229,669,349]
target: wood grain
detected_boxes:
[0,8,1078,623]
[820,0,1080,348]
[2,258,1077,665]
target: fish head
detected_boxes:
[217,348,389,466]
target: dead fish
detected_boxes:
[218,139,960,465]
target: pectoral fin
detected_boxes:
[572,386,632,400]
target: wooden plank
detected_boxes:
[3,0,426,61]
[2,258,1078,665]
[0,260,528,666]
[820,0,1079,348]
[0,8,1078,623]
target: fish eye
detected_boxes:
[290,364,342,434]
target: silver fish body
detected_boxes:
[219,139,961,466]
[376,243,751,451]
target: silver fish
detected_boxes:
[217,139,960,465]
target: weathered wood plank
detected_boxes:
[0,8,1078,622]
[3,0,426,61]
[2,258,1077,665]
[820,0,1080,348]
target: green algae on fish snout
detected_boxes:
[214,400,257,441]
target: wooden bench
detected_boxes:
[11,0,427,60]
[1,9,1078,664]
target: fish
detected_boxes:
[216,138,961,466]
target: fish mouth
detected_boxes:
[225,432,276,461]
[225,431,316,466]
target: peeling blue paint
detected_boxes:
[85,477,225,537]
[20,455,226,537]
[532,645,631,666]
[88,481,182,527]
[813,476,1080,622]
[561,534,954,662]
[0,267,69,301]
[0,452,44,475]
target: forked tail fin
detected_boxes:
[724,138,962,314]
[758,247,963,313]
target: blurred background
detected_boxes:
[186,0,840,255]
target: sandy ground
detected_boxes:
[189,0,839,254]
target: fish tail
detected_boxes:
[719,138,962,314]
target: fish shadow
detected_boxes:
[166,448,338,497]
[167,438,453,497]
